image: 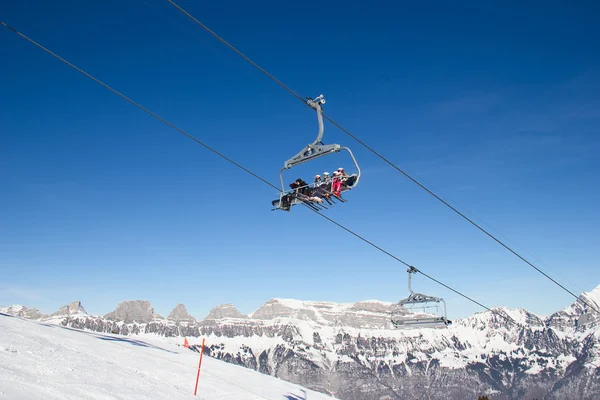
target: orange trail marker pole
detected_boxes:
[193,338,206,396]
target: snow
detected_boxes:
[353,299,395,306]
[0,305,27,315]
[497,307,541,325]
[0,314,335,400]
[525,363,543,374]
[269,298,317,310]
[0,305,24,313]
[257,298,393,315]
[582,285,600,309]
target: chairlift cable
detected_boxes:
[166,0,307,106]
[0,20,520,328]
[0,21,277,193]
[309,209,504,322]
[163,0,598,315]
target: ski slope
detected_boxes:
[0,313,334,400]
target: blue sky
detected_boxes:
[1,0,599,321]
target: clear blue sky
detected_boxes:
[1,0,599,321]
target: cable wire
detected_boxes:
[166,0,307,105]
[0,22,276,192]
[0,20,520,328]
[163,0,599,315]
[310,211,500,317]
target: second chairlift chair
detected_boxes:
[391,266,452,329]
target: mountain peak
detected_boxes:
[50,301,88,317]
[546,285,600,332]
[104,300,159,323]
[0,304,46,320]
[581,285,600,308]
[204,304,246,320]
[168,304,195,322]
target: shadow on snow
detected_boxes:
[284,389,307,400]
[0,314,176,354]
[58,325,178,354]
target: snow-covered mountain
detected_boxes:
[4,287,600,399]
[546,285,600,333]
[0,304,46,320]
[49,300,88,318]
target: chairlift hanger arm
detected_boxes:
[404,266,443,304]
[279,94,362,192]
[406,266,418,295]
[282,94,330,170]
[307,94,326,145]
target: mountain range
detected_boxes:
[2,286,600,400]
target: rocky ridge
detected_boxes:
[104,300,161,324]
[0,304,47,320]
[168,303,196,323]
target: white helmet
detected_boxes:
[315,174,321,178]
[338,167,344,171]
[323,172,329,176]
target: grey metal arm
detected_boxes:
[308,94,326,144]
[340,146,361,188]
[279,94,361,192]
[282,95,335,167]
[401,266,443,305]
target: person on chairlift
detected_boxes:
[279,178,303,211]
[312,174,332,204]
[314,174,322,186]
[290,178,309,195]
[338,167,357,188]
[331,171,342,197]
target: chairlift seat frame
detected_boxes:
[272,94,361,211]
[391,267,452,329]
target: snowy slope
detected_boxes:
[0,314,335,400]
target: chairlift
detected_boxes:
[390,266,452,329]
[271,94,361,211]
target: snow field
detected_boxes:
[0,314,334,400]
